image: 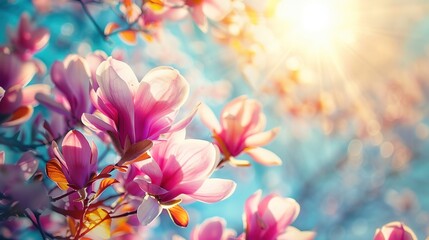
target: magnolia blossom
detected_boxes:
[200,96,281,166]
[0,50,49,127]
[190,217,236,240]
[183,0,232,32]
[8,13,50,60]
[37,54,94,127]
[242,190,315,240]
[82,57,196,155]
[47,130,98,190]
[374,222,417,240]
[133,131,236,226]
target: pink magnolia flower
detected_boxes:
[191,217,236,240]
[242,190,315,240]
[9,13,50,60]
[37,54,94,127]
[199,96,281,167]
[0,50,49,127]
[133,131,236,227]
[183,0,232,32]
[374,222,417,240]
[82,57,196,155]
[46,130,98,190]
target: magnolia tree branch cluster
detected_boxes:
[0,1,420,240]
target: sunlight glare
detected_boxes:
[275,0,347,46]
[299,3,334,35]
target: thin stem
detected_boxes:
[50,190,75,202]
[0,133,48,152]
[51,205,81,219]
[89,193,123,209]
[75,199,89,238]
[75,214,110,239]
[35,213,49,240]
[75,0,111,42]
[110,210,137,219]
[25,211,46,240]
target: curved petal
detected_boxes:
[30,28,50,51]
[188,178,236,203]
[191,217,229,240]
[134,176,168,196]
[1,106,33,127]
[50,61,68,96]
[259,196,300,237]
[279,227,316,240]
[137,195,162,225]
[89,141,98,173]
[61,130,92,188]
[51,141,67,167]
[245,128,279,148]
[96,58,136,144]
[199,102,221,133]
[86,51,107,89]
[21,84,50,106]
[168,103,199,134]
[220,96,246,120]
[245,147,282,166]
[191,5,207,32]
[35,93,70,116]
[62,55,92,115]
[7,53,37,87]
[96,57,138,94]
[202,0,231,21]
[162,140,217,189]
[82,113,116,135]
[244,190,262,238]
[137,158,163,185]
[134,66,189,140]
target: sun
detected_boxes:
[274,0,354,48]
[297,3,335,35]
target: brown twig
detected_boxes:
[110,210,137,219]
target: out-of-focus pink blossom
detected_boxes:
[199,96,281,166]
[0,51,49,127]
[0,152,48,212]
[9,13,50,60]
[374,222,417,240]
[32,0,68,13]
[190,217,236,240]
[133,131,236,226]
[242,190,315,240]
[37,54,93,126]
[183,0,232,32]
[48,130,98,190]
[82,57,196,155]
